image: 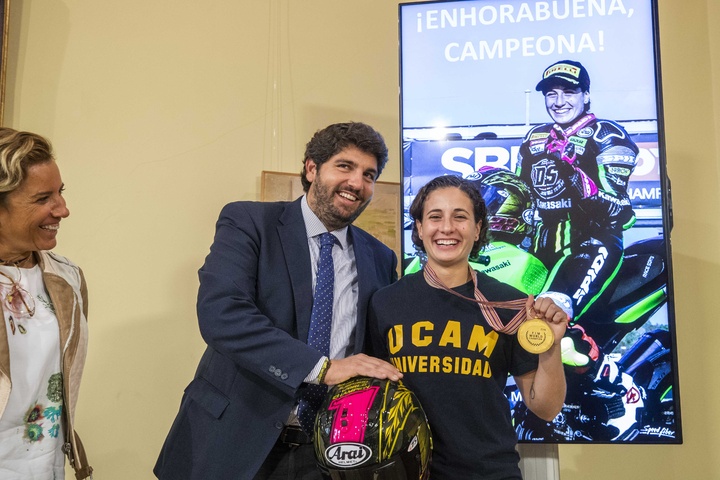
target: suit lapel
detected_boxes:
[277,203,385,351]
[278,198,313,343]
[351,226,377,353]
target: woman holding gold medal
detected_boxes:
[369,175,567,479]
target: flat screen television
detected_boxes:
[398,0,681,444]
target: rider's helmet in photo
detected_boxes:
[467,167,534,246]
[314,376,432,480]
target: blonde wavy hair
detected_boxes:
[0,127,54,203]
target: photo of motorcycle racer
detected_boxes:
[516,60,639,369]
[470,167,673,442]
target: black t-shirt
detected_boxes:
[369,270,538,480]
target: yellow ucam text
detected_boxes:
[389,355,493,378]
[387,320,499,357]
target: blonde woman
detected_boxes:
[0,128,91,479]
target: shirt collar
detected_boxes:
[301,195,350,248]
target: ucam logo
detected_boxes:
[325,443,372,468]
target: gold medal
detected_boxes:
[517,318,554,354]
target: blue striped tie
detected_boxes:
[297,232,335,435]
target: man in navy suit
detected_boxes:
[154,122,401,479]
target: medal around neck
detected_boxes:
[517,318,554,354]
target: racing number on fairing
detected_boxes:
[488,215,520,233]
[328,386,380,443]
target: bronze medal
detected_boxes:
[517,318,554,354]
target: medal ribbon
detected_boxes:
[423,264,528,334]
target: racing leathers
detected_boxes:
[517,113,638,328]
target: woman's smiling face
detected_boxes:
[0,161,69,259]
[416,186,481,270]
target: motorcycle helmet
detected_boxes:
[314,376,432,480]
[466,167,534,245]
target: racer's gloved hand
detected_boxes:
[546,124,575,164]
[545,154,598,200]
[546,125,598,199]
[561,324,600,371]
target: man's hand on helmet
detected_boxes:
[323,354,403,386]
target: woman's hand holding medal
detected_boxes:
[517,295,569,354]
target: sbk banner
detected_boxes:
[404,131,663,213]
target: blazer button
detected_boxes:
[281,373,288,380]
[275,422,283,429]
[274,369,282,377]
[269,366,276,373]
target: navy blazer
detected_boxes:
[154,198,397,479]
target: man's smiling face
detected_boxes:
[305,146,378,231]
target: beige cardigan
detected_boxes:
[0,251,92,479]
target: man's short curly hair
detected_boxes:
[300,122,389,192]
